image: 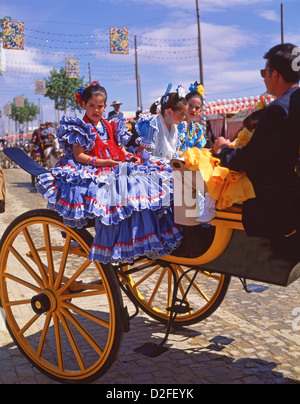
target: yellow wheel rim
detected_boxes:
[0,213,121,383]
[124,259,230,325]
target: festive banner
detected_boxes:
[2,21,24,50]
[3,104,12,115]
[15,95,24,108]
[35,79,46,95]
[110,27,129,55]
[65,58,80,78]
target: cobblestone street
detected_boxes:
[0,167,299,384]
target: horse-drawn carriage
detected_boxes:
[29,124,61,175]
[0,147,299,384]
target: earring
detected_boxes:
[168,114,171,123]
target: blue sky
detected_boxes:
[0,0,300,130]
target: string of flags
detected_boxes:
[0,21,276,119]
[1,21,130,79]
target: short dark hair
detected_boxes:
[150,92,188,115]
[186,92,203,105]
[264,43,300,83]
[82,84,107,104]
[160,92,187,116]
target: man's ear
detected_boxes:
[273,70,280,81]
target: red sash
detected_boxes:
[83,115,126,162]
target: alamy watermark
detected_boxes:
[292,47,300,72]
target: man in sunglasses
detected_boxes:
[214,43,300,237]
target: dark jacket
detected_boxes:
[218,86,300,237]
[107,110,124,121]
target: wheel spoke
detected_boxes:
[22,228,49,287]
[4,273,41,294]
[54,234,71,290]
[132,265,162,288]
[18,313,40,336]
[61,307,104,356]
[37,312,52,358]
[148,268,167,306]
[57,259,92,296]
[57,311,87,372]
[53,313,64,372]
[8,245,44,288]
[60,290,105,301]
[63,301,110,329]
[43,224,55,287]
[6,299,32,307]
[175,266,210,303]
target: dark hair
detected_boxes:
[150,92,187,116]
[82,84,108,104]
[264,43,300,83]
[186,91,203,105]
[149,102,157,114]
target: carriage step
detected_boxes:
[133,342,169,358]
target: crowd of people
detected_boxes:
[1,43,300,265]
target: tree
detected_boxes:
[10,98,39,132]
[44,68,86,118]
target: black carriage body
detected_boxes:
[203,228,300,287]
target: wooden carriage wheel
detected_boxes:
[123,259,231,326]
[0,209,125,384]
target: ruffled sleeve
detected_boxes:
[110,116,131,146]
[194,122,206,148]
[57,116,96,157]
[135,113,159,149]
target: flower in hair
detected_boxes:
[176,85,186,99]
[197,84,205,96]
[90,81,100,87]
[75,86,85,107]
[77,86,85,96]
[189,81,205,96]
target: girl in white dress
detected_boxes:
[136,84,188,161]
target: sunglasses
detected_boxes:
[260,68,272,78]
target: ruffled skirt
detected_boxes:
[36,156,182,264]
